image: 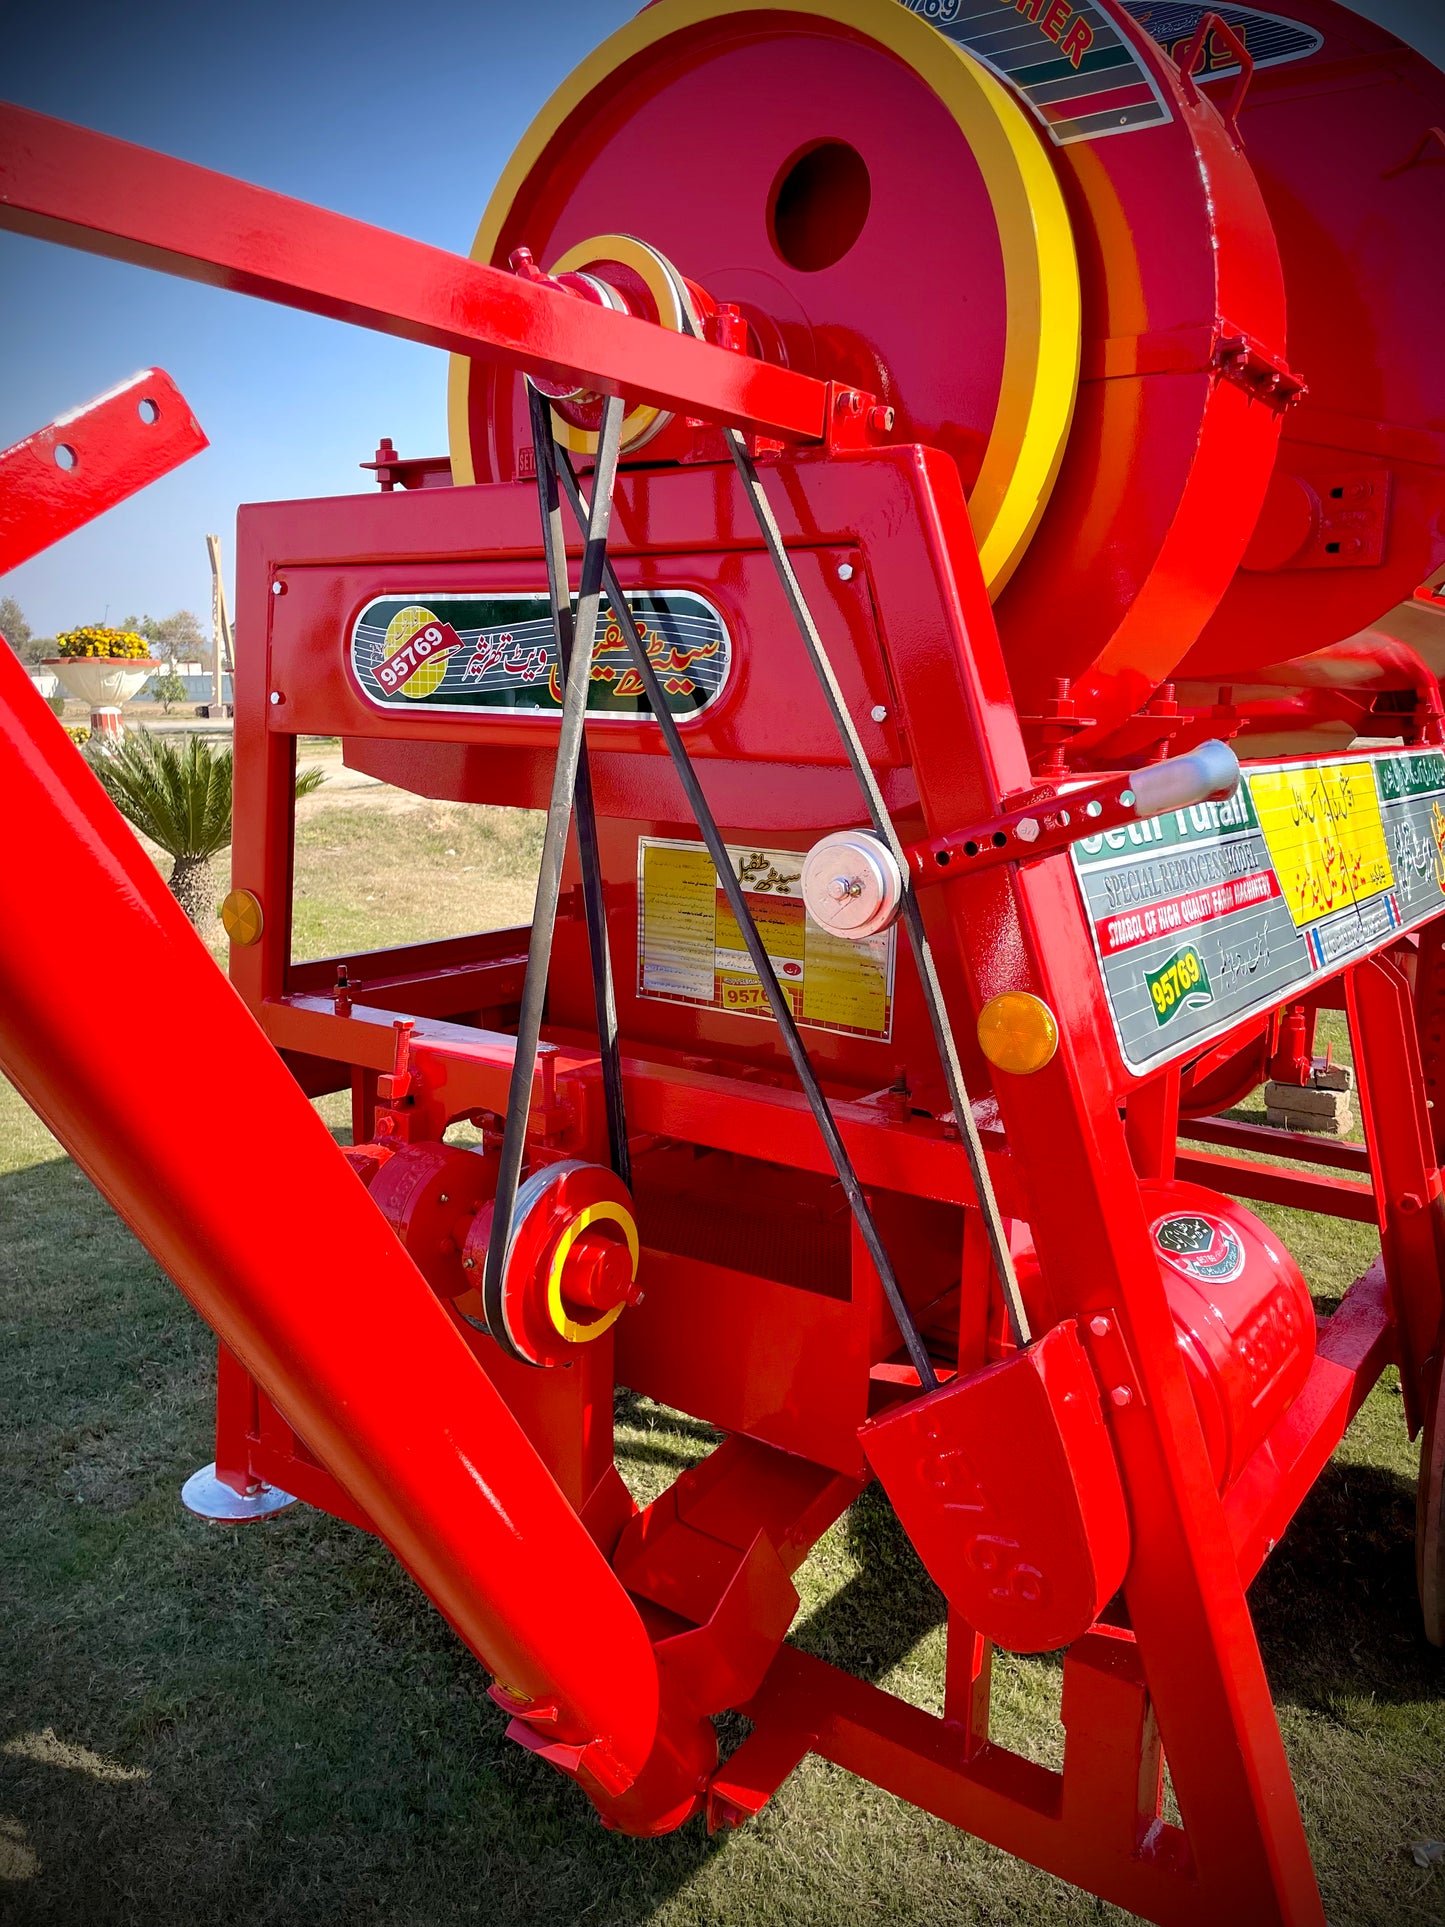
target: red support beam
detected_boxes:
[0,103,830,444]
[1175,1148,1378,1224]
[1178,1114,1373,1177]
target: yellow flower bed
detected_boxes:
[56,625,150,660]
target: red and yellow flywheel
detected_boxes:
[449,0,1081,601]
[470,1160,642,1368]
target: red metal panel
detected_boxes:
[264,538,901,773]
[616,1249,871,1476]
[862,1322,1130,1653]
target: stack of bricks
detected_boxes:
[1263,1060,1355,1136]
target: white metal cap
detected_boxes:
[802,830,904,939]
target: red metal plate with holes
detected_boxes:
[0,368,206,574]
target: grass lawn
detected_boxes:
[1,775,1442,1926]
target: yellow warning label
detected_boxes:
[1248,761,1395,929]
[637,838,894,1041]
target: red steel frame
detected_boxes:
[216,452,1438,1923]
[1,87,1442,1927]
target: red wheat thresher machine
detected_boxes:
[2,1,1444,1918]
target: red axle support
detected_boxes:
[0,103,830,447]
[0,368,207,574]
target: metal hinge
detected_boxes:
[1213,326,1307,413]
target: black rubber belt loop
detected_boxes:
[662,277,1029,1352]
[527,383,631,1190]
[557,450,941,1394]
[481,391,626,1362]
[716,430,1031,1350]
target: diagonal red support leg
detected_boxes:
[1348,953,1445,1430]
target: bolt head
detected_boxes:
[1110,1384,1133,1409]
[271,580,284,596]
[269,691,282,705]
[1089,1315,1110,1338]
[837,561,855,582]
[870,704,888,723]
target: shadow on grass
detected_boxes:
[1253,1453,1436,1716]
[790,1483,946,1683]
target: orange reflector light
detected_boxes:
[977,991,1058,1074]
[221,888,264,945]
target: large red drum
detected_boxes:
[449,0,1286,747]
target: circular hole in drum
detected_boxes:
[768,141,871,272]
[53,443,77,470]
[137,397,160,424]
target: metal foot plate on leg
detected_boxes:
[181,1461,297,1522]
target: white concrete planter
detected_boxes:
[44,658,159,707]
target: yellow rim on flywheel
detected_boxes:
[546,234,688,458]
[545,1199,640,1345]
[447,0,1079,597]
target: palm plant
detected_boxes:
[87,727,324,925]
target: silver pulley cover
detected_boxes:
[801,830,904,940]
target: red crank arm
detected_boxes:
[0,103,829,445]
[904,741,1241,885]
[0,368,207,575]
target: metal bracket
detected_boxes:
[1176,11,1255,145]
[0,369,207,575]
[1213,326,1306,414]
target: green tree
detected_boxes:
[0,596,49,664]
[148,666,190,714]
[87,728,324,925]
[128,609,208,669]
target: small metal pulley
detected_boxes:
[802,830,904,939]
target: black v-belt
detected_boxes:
[484,357,1030,1382]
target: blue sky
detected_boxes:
[2,0,1442,641]
[0,0,636,639]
